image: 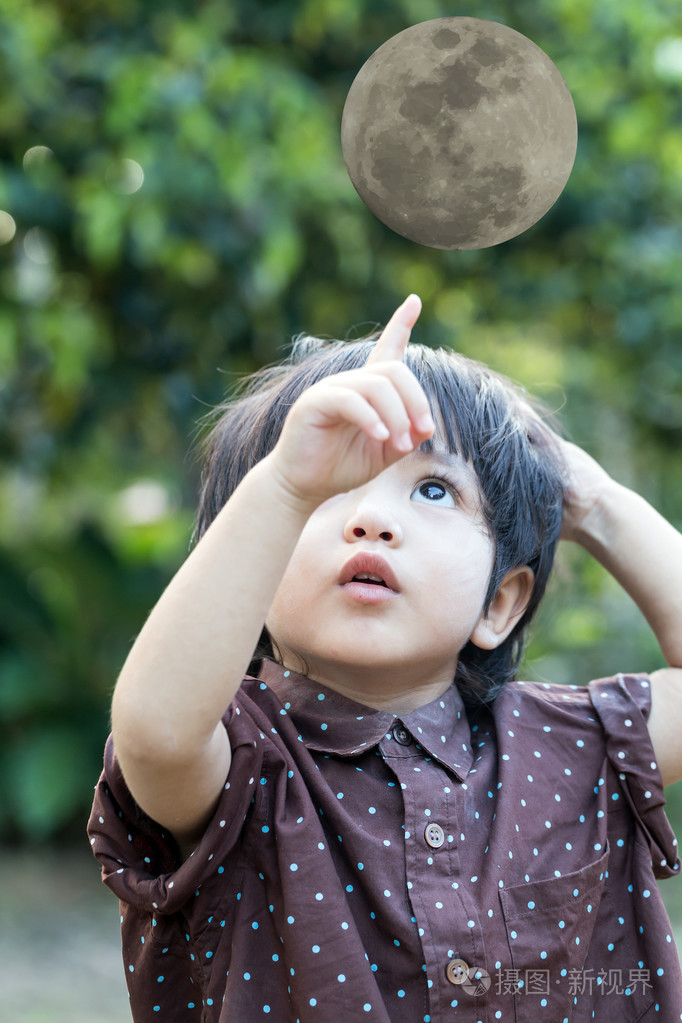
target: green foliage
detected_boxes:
[1,0,682,843]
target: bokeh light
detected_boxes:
[23,145,55,169]
[106,158,145,194]
[653,38,682,79]
[23,227,55,264]
[0,210,17,244]
[117,480,171,525]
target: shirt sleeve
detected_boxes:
[588,672,681,880]
[87,695,265,914]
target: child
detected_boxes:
[89,295,682,1021]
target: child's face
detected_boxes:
[266,447,496,704]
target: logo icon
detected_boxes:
[462,966,492,995]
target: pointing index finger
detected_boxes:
[367,294,422,365]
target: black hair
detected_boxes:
[194,335,566,707]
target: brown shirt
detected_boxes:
[88,663,682,1022]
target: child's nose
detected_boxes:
[343,496,403,546]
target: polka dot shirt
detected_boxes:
[88,663,682,1021]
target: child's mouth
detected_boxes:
[353,574,388,587]
[338,552,401,603]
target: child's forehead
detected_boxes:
[413,443,470,470]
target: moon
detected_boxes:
[341,17,578,250]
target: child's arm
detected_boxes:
[559,441,682,786]
[111,295,434,855]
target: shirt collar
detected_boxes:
[257,660,474,782]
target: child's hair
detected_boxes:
[194,335,566,707]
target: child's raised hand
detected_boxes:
[365,293,423,367]
[268,294,435,511]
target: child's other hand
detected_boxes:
[518,397,616,546]
[268,295,435,512]
[556,439,616,544]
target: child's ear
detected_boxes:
[469,566,535,651]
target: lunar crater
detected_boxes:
[469,36,505,67]
[399,84,444,123]
[432,28,461,50]
[442,68,488,112]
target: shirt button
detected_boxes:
[446,958,469,985]
[392,724,411,745]
[424,823,445,849]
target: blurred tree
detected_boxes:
[0,0,681,847]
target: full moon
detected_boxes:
[341,17,578,250]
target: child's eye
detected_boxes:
[410,479,457,508]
